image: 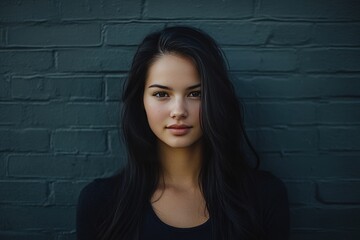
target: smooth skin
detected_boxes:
[143,53,209,228]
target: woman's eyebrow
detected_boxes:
[148,83,201,90]
[187,83,201,90]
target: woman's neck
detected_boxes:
[157,141,203,189]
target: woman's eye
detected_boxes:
[188,91,201,98]
[153,92,169,98]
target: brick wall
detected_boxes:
[0,0,359,239]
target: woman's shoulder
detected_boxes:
[246,169,288,206]
[252,169,287,192]
[81,174,121,193]
[250,170,290,238]
[76,173,123,239]
[77,173,123,212]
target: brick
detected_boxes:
[231,76,255,99]
[232,75,360,99]
[317,180,360,204]
[8,155,82,178]
[54,181,89,205]
[23,103,68,127]
[60,0,141,20]
[0,104,22,125]
[254,128,317,152]
[106,23,164,46]
[244,102,317,127]
[57,232,76,240]
[319,127,360,150]
[0,28,5,46]
[299,154,360,178]
[23,102,119,127]
[0,129,49,152]
[0,154,6,177]
[105,75,126,101]
[8,24,101,47]
[65,102,120,126]
[8,154,120,179]
[0,181,47,203]
[260,153,360,179]
[0,231,55,240]
[0,75,11,99]
[284,181,315,205]
[0,51,53,74]
[57,49,134,72]
[313,23,360,46]
[300,76,360,97]
[291,207,360,229]
[291,229,360,240]
[12,76,103,101]
[53,129,107,153]
[144,0,253,19]
[300,49,360,73]
[225,48,297,71]
[67,102,120,127]
[257,0,360,19]
[268,23,312,45]
[0,206,75,230]
[0,0,59,22]
[319,102,360,124]
[169,22,270,46]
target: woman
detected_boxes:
[77,26,290,240]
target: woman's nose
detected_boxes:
[170,98,188,119]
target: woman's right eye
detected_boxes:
[153,91,169,98]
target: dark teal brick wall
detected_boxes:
[0,0,359,239]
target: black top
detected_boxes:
[140,202,212,240]
[76,170,290,240]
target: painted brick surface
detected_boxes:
[22,102,119,127]
[0,50,53,73]
[12,75,103,101]
[105,23,165,45]
[0,129,50,152]
[60,0,142,20]
[8,24,102,47]
[57,49,135,72]
[317,180,360,204]
[0,0,359,239]
[0,0,60,22]
[53,129,107,153]
[0,75,11,99]
[0,181,48,204]
[144,0,253,19]
[0,28,5,46]
[257,0,360,19]
[0,104,22,125]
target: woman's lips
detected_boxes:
[166,124,192,136]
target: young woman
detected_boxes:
[76,26,290,240]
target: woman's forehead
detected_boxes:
[145,54,200,88]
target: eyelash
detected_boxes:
[153,91,169,98]
[152,91,201,98]
[188,91,201,97]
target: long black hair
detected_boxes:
[100,26,263,240]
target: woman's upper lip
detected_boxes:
[166,124,192,129]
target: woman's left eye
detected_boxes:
[153,91,169,98]
[188,91,201,97]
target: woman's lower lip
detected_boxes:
[167,128,191,136]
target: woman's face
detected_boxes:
[143,53,203,149]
